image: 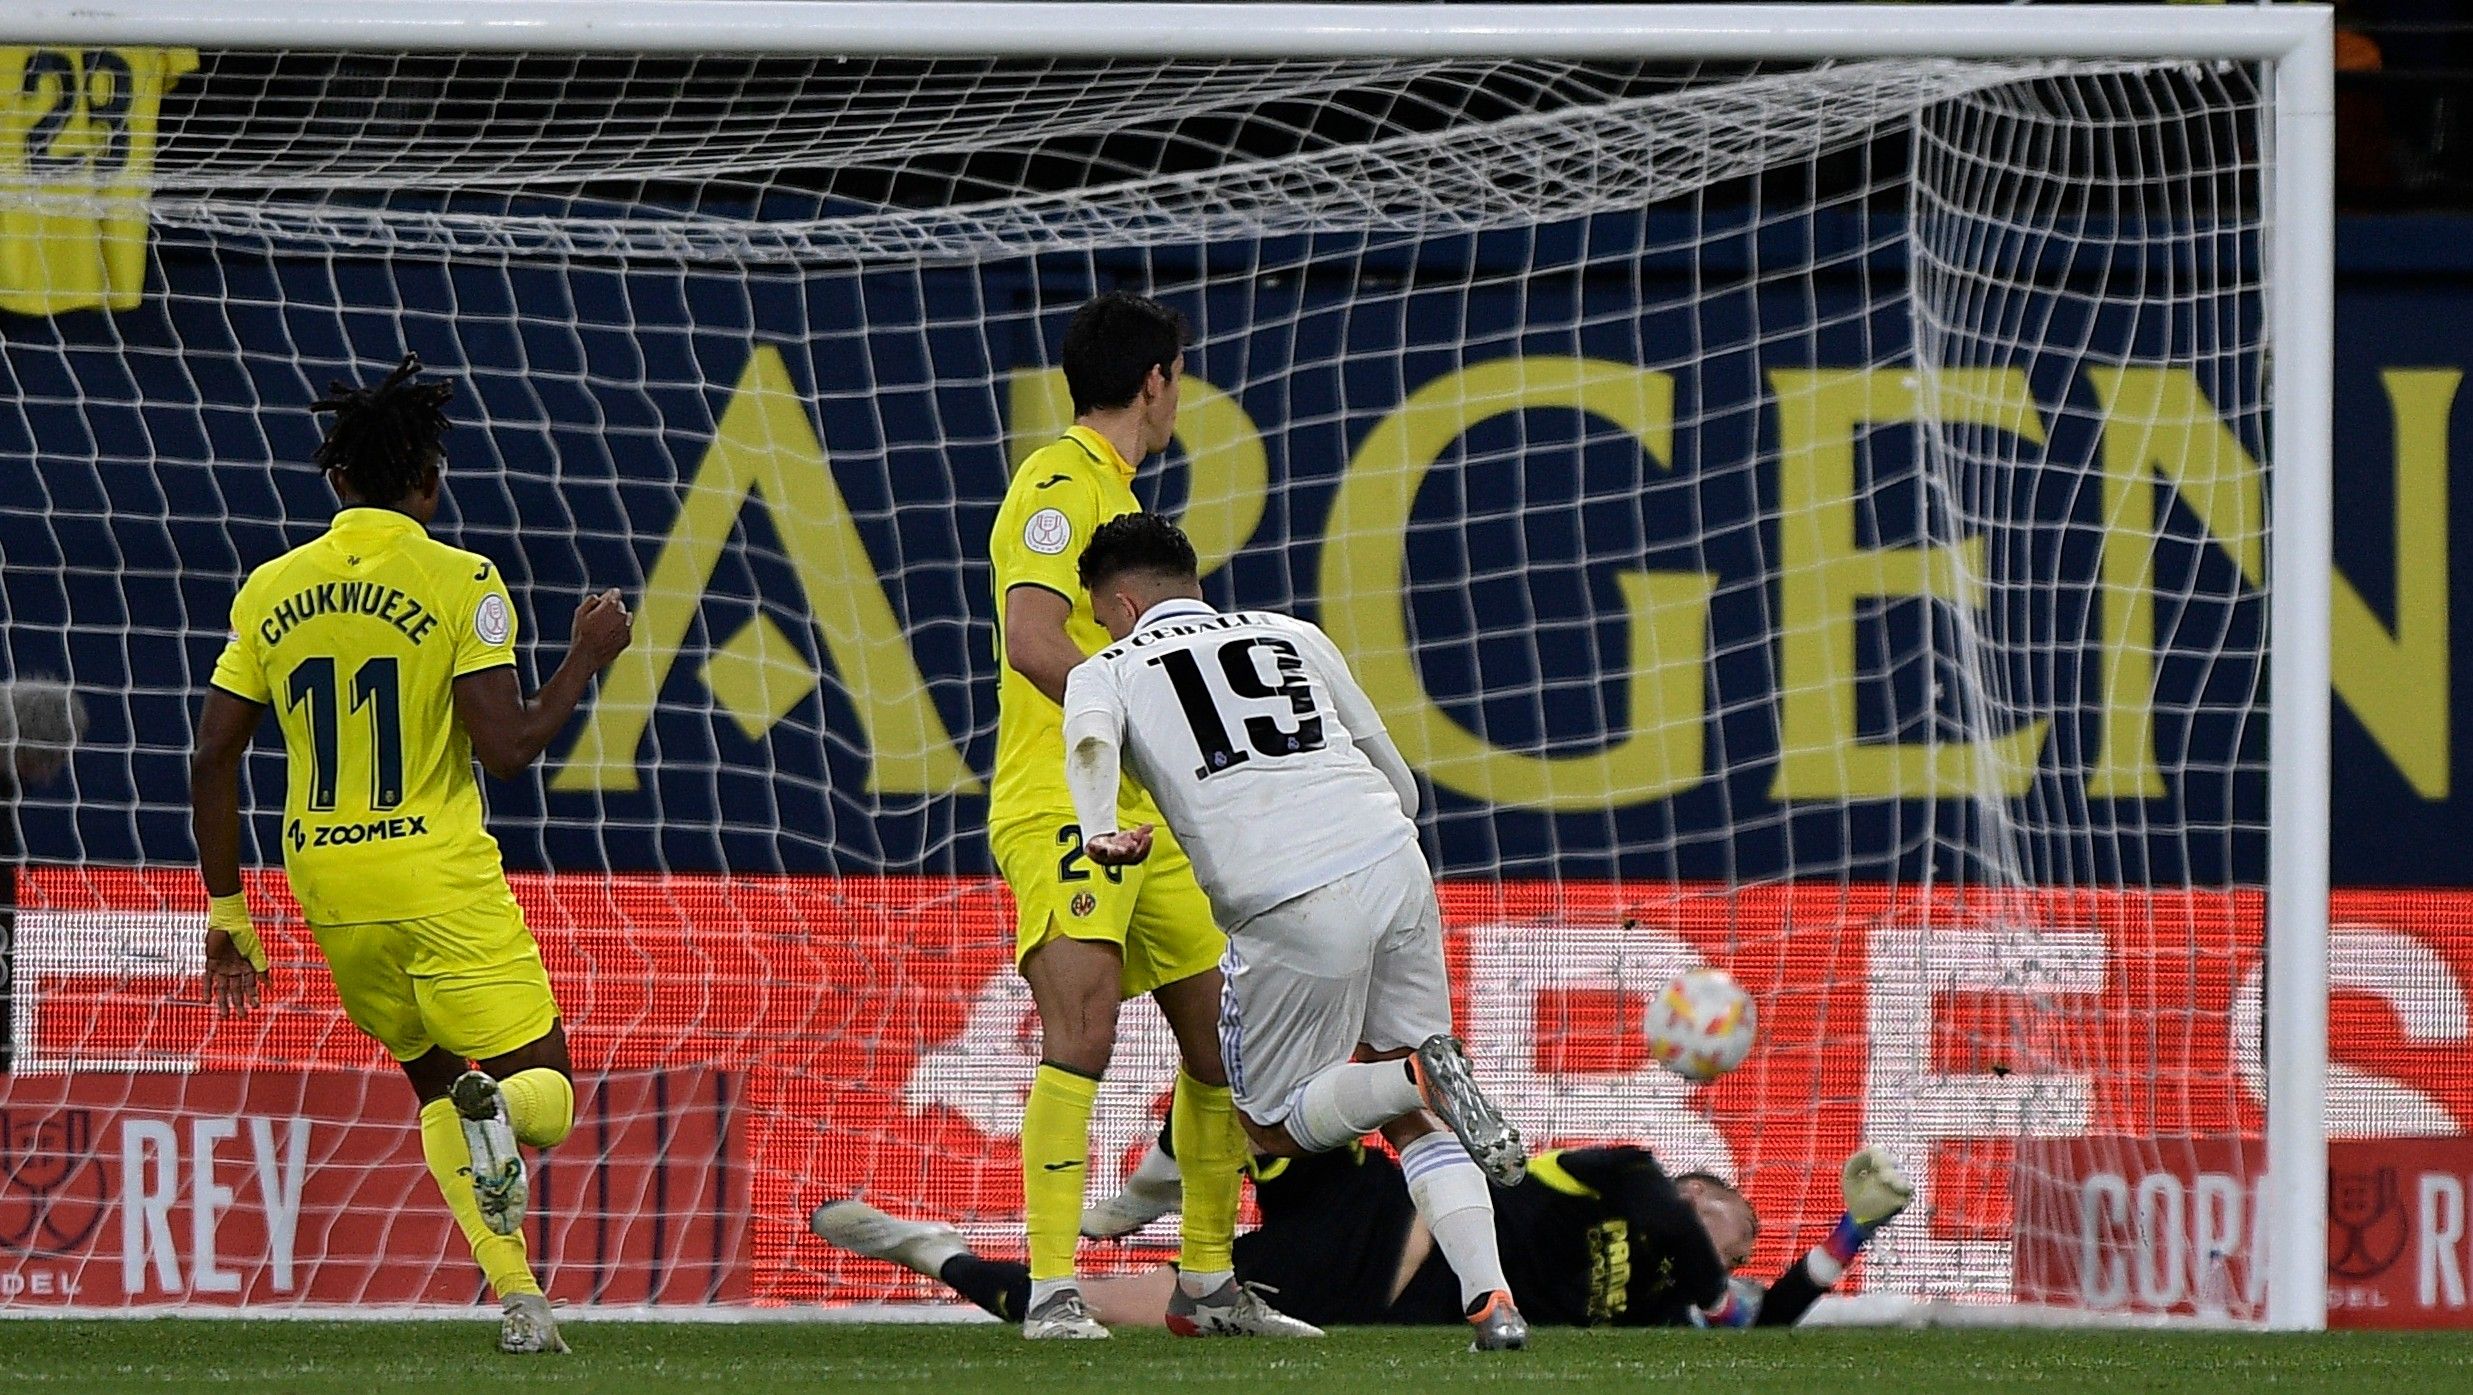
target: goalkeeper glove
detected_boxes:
[1814,1146,1913,1280]
[1842,1145,1914,1227]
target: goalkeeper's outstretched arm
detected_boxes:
[1753,1146,1914,1327]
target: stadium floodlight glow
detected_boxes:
[0,2,2331,1331]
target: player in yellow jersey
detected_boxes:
[967,292,1309,1339]
[187,355,632,1354]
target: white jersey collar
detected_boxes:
[1134,597,1218,634]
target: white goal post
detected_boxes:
[0,2,2332,1330]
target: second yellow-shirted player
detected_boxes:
[189,355,633,1355]
[976,293,1313,1339]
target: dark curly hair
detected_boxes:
[1077,511,1199,595]
[311,353,453,506]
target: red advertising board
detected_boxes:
[8,870,2473,1320]
[2016,1136,2473,1329]
[0,1069,749,1307]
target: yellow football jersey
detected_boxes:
[987,426,1161,824]
[210,507,518,926]
[0,47,197,315]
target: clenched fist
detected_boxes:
[1842,1146,1914,1227]
[570,588,634,669]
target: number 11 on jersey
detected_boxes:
[284,655,406,812]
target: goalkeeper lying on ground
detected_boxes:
[814,1135,1910,1329]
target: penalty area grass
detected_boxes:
[3,1320,2469,1393]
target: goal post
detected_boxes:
[0,2,2333,1329]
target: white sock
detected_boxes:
[1284,1060,1423,1152]
[1129,1140,1183,1191]
[1179,1267,1232,1297]
[1805,1245,1846,1287]
[1027,1276,1080,1311]
[1399,1132,1507,1307]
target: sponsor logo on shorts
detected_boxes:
[1024,508,1072,556]
[1069,891,1097,918]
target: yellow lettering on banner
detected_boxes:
[2329,369,2457,799]
[0,47,197,315]
[554,346,978,795]
[2084,368,2267,797]
[1767,369,2050,800]
[1005,367,1267,577]
[1320,356,1712,808]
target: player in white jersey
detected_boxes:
[1059,513,1530,1352]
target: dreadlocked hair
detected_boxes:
[311,353,453,505]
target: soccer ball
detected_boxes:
[1646,967,1757,1083]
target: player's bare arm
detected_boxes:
[1060,676,1153,866]
[190,685,271,1016]
[1002,583,1084,704]
[453,587,635,779]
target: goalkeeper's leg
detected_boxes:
[812,1198,1180,1328]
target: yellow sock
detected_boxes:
[419,1097,540,1299]
[499,1069,575,1148]
[1171,1069,1241,1276]
[1021,1063,1100,1282]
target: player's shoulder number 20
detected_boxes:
[1147,633,1326,781]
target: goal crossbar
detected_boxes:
[5,2,2333,64]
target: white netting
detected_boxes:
[0,38,2284,1321]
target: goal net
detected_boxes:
[0,6,2327,1324]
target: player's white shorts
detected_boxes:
[1217,840,1452,1124]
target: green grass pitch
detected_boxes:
[5,1321,2471,1394]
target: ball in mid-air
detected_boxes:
[1646,967,1756,1083]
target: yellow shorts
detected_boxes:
[991,814,1225,999]
[310,888,561,1064]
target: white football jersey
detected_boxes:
[1062,598,1418,928]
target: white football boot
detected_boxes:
[1020,1287,1111,1340]
[498,1293,568,1355]
[1166,1278,1324,1338]
[1465,1290,1530,1352]
[451,1070,527,1237]
[1413,1035,1527,1187]
[1080,1168,1183,1240]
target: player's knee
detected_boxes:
[1376,1111,1440,1153]
[1035,988,1121,1074]
[502,1067,575,1149]
[1025,943,1125,1074]
[1173,1044,1227,1089]
[1240,1113,1305,1158]
[1040,1003,1118,1076]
